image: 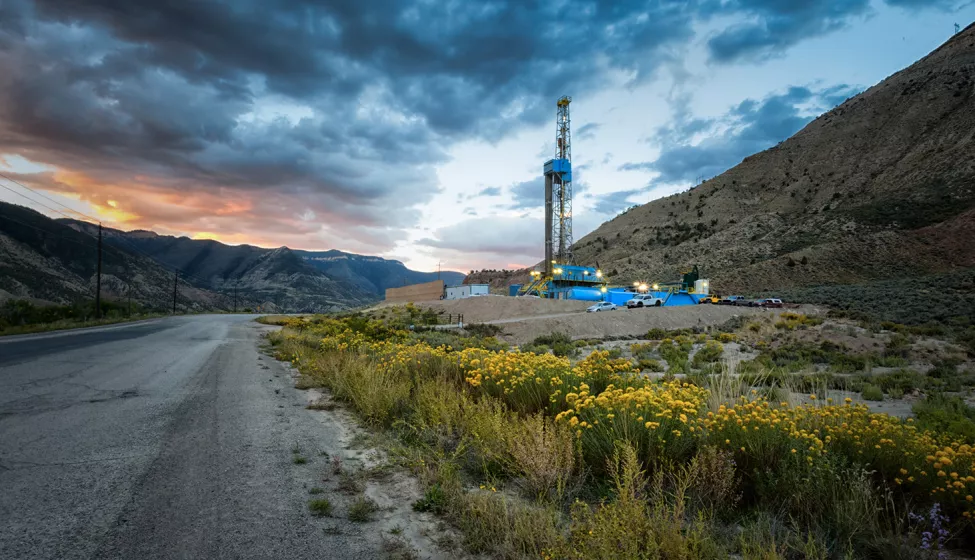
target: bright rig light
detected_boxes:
[638,283,649,292]
[595,270,602,278]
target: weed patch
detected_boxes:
[348,496,380,522]
[308,498,333,517]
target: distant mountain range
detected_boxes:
[0,201,462,312]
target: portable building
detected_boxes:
[445,284,490,300]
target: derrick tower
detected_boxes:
[543,96,572,275]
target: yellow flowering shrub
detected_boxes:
[556,380,708,468]
[459,349,570,414]
[301,319,975,520]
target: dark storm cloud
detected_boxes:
[0,0,952,253]
[707,0,872,63]
[620,84,860,185]
[706,0,960,63]
[576,123,601,141]
[508,177,545,209]
[885,0,965,8]
[507,175,590,210]
[592,188,647,215]
[618,162,656,172]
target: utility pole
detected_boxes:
[437,260,441,281]
[95,223,103,319]
[172,270,179,315]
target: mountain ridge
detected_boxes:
[573,25,975,292]
[56,218,460,310]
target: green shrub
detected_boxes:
[412,484,449,514]
[716,332,737,343]
[887,387,904,399]
[692,341,724,367]
[532,332,573,347]
[928,357,961,379]
[308,498,333,517]
[348,496,380,522]
[630,342,657,361]
[518,344,549,355]
[465,323,503,337]
[637,359,664,372]
[861,385,884,401]
[873,369,924,393]
[912,394,975,441]
[552,341,578,358]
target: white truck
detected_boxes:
[626,294,664,308]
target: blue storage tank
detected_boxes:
[509,284,522,296]
[664,293,698,306]
[607,289,634,306]
[567,287,603,301]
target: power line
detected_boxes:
[0,213,100,249]
[0,177,239,313]
[0,177,217,288]
[0,170,98,222]
[0,182,86,223]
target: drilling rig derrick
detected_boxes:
[543,95,572,276]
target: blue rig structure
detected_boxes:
[515,96,710,307]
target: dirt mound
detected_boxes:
[421,295,592,323]
[491,304,795,344]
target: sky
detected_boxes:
[0,1,971,274]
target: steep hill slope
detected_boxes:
[573,25,975,292]
[294,250,465,293]
[0,202,234,311]
[60,222,377,312]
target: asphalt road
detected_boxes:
[0,315,381,559]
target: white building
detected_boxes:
[444,284,490,300]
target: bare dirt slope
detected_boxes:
[490,305,789,344]
[422,295,592,323]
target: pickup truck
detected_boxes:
[718,295,747,305]
[626,294,664,308]
[759,298,784,308]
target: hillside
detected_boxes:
[0,202,235,311]
[463,268,532,293]
[58,221,458,311]
[294,249,465,293]
[60,221,377,312]
[567,25,975,293]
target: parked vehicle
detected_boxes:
[587,302,617,313]
[626,294,664,308]
[718,295,746,305]
[698,295,720,304]
[760,298,784,308]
